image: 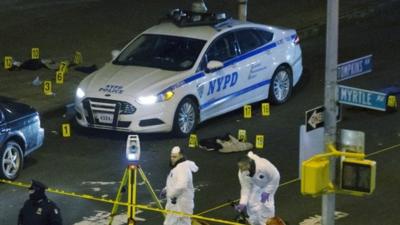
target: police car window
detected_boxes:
[113,34,206,71]
[254,29,273,44]
[205,33,236,63]
[236,29,263,54]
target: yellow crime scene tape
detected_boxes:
[197,143,400,216]
[0,179,244,225]
[1,143,398,224]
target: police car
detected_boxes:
[74,9,303,136]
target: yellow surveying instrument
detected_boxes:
[109,135,163,225]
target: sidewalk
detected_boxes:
[0,0,394,116]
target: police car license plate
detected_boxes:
[96,112,114,124]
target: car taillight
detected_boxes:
[293,35,300,45]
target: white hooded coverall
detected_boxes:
[238,151,280,225]
[163,160,199,225]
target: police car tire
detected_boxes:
[0,140,23,180]
[269,65,293,105]
[172,97,198,137]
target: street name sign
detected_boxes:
[338,85,387,111]
[337,54,372,81]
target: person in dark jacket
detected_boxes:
[18,180,62,225]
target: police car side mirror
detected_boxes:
[111,50,121,60]
[206,60,224,73]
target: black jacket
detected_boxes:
[18,197,62,225]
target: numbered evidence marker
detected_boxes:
[4,56,13,69]
[261,102,270,116]
[188,134,198,148]
[56,70,64,84]
[43,81,52,95]
[255,135,264,149]
[58,61,69,74]
[31,48,40,59]
[73,51,83,65]
[387,95,397,109]
[243,105,252,118]
[62,123,71,137]
[238,129,247,142]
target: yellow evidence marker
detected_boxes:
[238,129,247,142]
[56,71,64,84]
[261,102,270,116]
[62,124,71,137]
[255,135,264,149]
[31,48,40,59]
[188,134,198,148]
[243,105,252,118]
[43,81,52,96]
[4,56,13,69]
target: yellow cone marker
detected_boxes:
[56,70,64,84]
[255,135,264,149]
[238,129,247,142]
[243,105,252,118]
[189,134,198,148]
[31,48,40,59]
[43,81,52,96]
[62,124,71,137]
[74,51,83,65]
[4,56,12,69]
[261,103,270,116]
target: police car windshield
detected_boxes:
[113,34,206,71]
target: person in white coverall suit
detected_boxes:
[235,151,280,225]
[162,146,199,225]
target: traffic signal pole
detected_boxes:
[323,0,339,224]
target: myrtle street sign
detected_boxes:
[337,55,372,81]
[338,85,387,111]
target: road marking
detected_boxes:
[299,211,349,225]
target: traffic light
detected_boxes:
[340,158,376,195]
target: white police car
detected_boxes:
[74,10,303,136]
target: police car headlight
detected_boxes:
[137,95,158,105]
[137,91,174,105]
[76,88,85,98]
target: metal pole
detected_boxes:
[323,0,339,224]
[238,0,247,21]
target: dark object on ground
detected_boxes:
[20,59,44,70]
[199,133,231,151]
[74,64,98,74]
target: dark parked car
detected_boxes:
[0,100,44,180]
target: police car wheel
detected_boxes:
[173,97,198,137]
[0,141,23,180]
[269,66,293,104]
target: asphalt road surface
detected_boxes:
[1,1,400,225]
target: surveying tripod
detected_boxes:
[109,164,164,225]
